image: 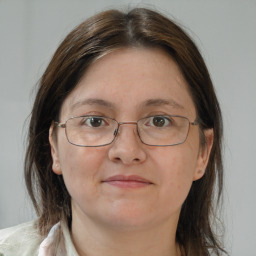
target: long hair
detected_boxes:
[25,8,226,255]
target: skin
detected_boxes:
[49,47,213,256]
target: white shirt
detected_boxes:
[0,220,79,256]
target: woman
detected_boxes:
[0,8,227,256]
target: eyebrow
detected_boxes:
[70,98,115,111]
[70,97,184,112]
[142,98,184,109]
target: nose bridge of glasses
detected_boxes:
[119,121,138,126]
[113,121,138,137]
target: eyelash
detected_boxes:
[71,110,177,121]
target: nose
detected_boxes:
[108,123,147,165]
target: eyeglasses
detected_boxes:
[55,115,198,147]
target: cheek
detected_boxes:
[58,144,107,201]
[152,145,198,205]
[155,145,197,178]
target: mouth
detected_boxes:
[102,175,153,189]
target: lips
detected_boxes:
[102,175,153,188]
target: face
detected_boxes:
[50,48,213,231]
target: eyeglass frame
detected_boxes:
[54,115,199,147]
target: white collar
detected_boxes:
[38,221,78,256]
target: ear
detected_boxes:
[193,129,214,181]
[49,123,62,175]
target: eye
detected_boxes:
[81,116,107,128]
[148,116,172,128]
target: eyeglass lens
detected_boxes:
[64,115,191,147]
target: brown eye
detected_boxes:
[152,116,166,127]
[81,116,106,128]
[89,117,103,127]
[143,116,172,128]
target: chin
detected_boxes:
[95,203,160,231]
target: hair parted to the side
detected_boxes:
[25,8,227,255]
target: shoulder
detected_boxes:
[0,221,43,256]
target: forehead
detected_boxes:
[60,47,196,119]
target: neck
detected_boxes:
[71,209,181,256]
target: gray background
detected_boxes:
[0,0,255,255]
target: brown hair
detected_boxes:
[25,8,226,255]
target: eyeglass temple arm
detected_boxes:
[55,122,66,128]
[190,120,199,126]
